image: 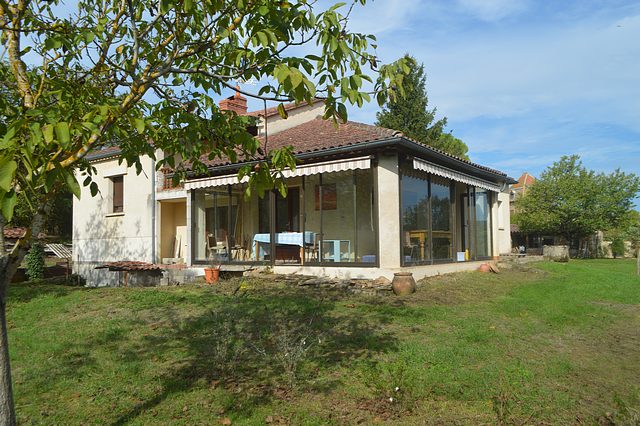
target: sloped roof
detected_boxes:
[513,172,535,189]
[199,118,400,168]
[85,117,510,180]
[198,117,508,177]
[85,145,121,161]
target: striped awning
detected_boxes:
[184,156,372,190]
[412,158,501,192]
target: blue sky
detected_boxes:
[247,0,640,182]
[26,0,639,183]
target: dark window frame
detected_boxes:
[111,175,124,213]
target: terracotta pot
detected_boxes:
[204,267,220,284]
[478,263,491,273]
[392,272,416,296]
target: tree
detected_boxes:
[435,132,469,160]
[375,54,469,159]
[0,1,409,422]
[622,211,640,275]
[513,155,640,254]
[611,237,625,258]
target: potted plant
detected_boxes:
[204,261,221,284]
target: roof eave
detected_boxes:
[191,136,516,185]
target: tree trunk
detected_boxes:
[0,272,16,426]
[0,217,6,255]
[0,206,49,425]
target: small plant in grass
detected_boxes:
[25,242,45,280]
[491,382,515,426]
[252,313,323,390]
[206,309,247,381]
[490,369,537,426]
[361,357,423,415]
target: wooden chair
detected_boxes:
[227,235,244,261]
[305,233,320,262]
[207,234,227,260]
[404,231,419,261]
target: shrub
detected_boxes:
[611,237,626,259]
[25,242,45,280]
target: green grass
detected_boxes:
[8,259,640,424]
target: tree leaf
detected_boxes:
[0,157,17,192]
[0,189,17,222]
[55,122,70,146]
[134,118,145,134]
[277,103,288,119]
[64,171,81,199]
[43,124,54,144]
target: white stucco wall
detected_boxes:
[73,155,155,286]
[257,102,324,136]
[496,190,512,254]
[376,153,401,268]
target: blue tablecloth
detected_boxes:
[253,231,315,247]
[253,232,316,260]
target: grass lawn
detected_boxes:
[8,259,640,424]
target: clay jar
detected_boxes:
[478,263,491,273]
[392,272,416,296]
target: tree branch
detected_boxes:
[5,0,34,108]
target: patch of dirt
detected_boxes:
[408,268,542,307]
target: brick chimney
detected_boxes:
[219,87,247,115]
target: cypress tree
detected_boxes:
[376,54,469,160]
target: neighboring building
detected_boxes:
[509,172,535,207]
[73,92,515,286]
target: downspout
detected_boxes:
[151,157,156,263]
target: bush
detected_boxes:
[25,242,45,280]
[611,237,626,258]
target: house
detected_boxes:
[509,172,535,204]
[73,92,515,286]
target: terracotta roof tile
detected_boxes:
[513,172,536,188]
[85,117,509,179]
[3,227,46,240]
[197,118,398,168]
[3,227,26,239]
[197,118,507,177]
[85,145,122,161]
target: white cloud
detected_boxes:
[455,0,530,22]
[389,12,640,134]
[346,0,424,35]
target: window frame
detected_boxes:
[109,175,125,215]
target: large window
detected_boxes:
[459,186,493,260]
[401,169,455,265]
[401,173,429,264]
[304,169,375,264]
[193,189,239,262]
[192,168,377,266]
[431,176,453,260]
[474,188,491,258]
